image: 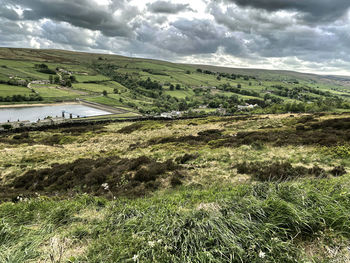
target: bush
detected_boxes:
[2,124,12,130]
[236,161,326,181]
[330,166,347,177]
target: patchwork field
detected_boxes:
[1,113,350,262]
[1,48,350,116]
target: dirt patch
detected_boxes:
[57,124,106,135]
[330,166,347,177]
[235,161,328,181]
[147,117,350,148]
[308,117,350,130]
[216,129,350,147]
[149,129,224,146]
[0,124,106,146]
[297,115,315,124]
[216,115,265,123]
[175,153,199,164]
[117,122,144,134]
[1,155,184,202]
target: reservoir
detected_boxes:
[0,104,112,123]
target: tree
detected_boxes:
[217,76,221,81]
[170,84,175,91]
[70,75,77,82]
[54,76,60,84]
[66,79,72,87]
[175,84,181,90]
[49,75,53,84]
[102,90,108,96]
[237,83,242,89]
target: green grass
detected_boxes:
[75,75,110,83]
[164,88,194,99]
[1,176,350,262]
[33,87,79,99]
[84,95,124,107]
[73,83,114,94]
[0,84,32,96]
[1,113,350,261]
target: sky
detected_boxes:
[1,0,350,75]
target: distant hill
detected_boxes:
[0,47,349,114]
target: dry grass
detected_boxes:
[2,114,347,188]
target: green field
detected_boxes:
[164,88,195,99]
[0,84,32,96]
[0,48,349,115]
[84,95,124,107]
[74,74,110,83]
[33,87,80,100]
[73,83,115,94]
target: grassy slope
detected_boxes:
[1,113,350,261]
[0,84,32,96]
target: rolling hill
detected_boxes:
[1,48,350,262]
[0,47,350,115]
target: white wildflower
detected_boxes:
[132,254,139,262]
[148,241,155,247]
[157,239,162,244]
[259,250,266,258]
[101,183,109,190]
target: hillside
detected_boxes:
[1,48,350,116]
[2,48,350,262]
[1,113,350,262]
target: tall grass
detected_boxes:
[85,176,350,262]
[1,177,350,262]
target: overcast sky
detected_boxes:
[1,0,350,75]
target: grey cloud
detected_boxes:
[208,3,295,33]
[147,1,192,14]
[3,0,139,37]
[135,18,247,57]
[41,21,97,48]
[223,0,350,23]
[208,3,350,64]
[0,5,20,20]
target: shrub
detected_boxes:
[2,124,12,130]
[330,166,347,177]
[236,161,326,181]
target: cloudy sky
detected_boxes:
[1,0,350,75]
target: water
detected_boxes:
[0,104,112,123]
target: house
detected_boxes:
[237,104,258,110]
[58,68,72,75]
[160,111,182,118]
[31,80,50,85]
[216,108,227,115]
